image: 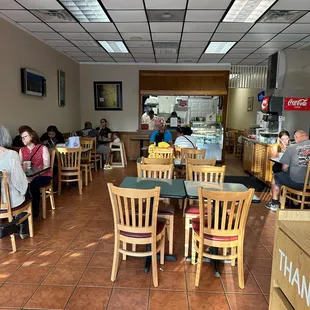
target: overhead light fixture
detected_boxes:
[130,36,143,40]
[223,0,277,23]
[99,41,128,53]
[59,0,110,22]
[205,42,236,54]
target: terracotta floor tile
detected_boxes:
[86,219,113,229]
[75,228,106,240]
[149,291,188,310]
[49,227,82,239]
[0,283,37,308]
[253,274,271,295]
[38,239,73,251]
[43,265,85,285]
[245,258,273,275]
[78,267,113,287]
[114,268,151,289]
[22,250,63,266]
[0,250,35,266]
[151,270,186,290]
[56,251,93,266]
[119,256,145,270]
[188,292,229,310]
[107,288,149,310]
[65,287,111,310]
[96,238,115,253]
[25,285,74,310]
[217,262,250,275]
[68,239,100,252]
[221,272,261,294]
[0,264,20,281]
[7,265,51,284]
[88,251,113,267]
[186,271,223,292]
[16,237,47,250]
[264,246,274,257]
[227,293,268,310]
[264,294,269,303]
[244,244,272,259]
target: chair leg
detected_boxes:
[151,244,158,287]
[89,166,92,182]
[10,234,17,253]
[99,156,103,169]
[28,207,34,238]
[40,188,47,219]
[191,229,196,265]
[58,174,62,196]
[50,191,56,210]
[132,244,136,252]
[231,247,236,266]
[122,242,127,260]
[184,216,190,257]
[160,231,165,265]
[78,178,82,195]
[94,159,97,172]
[195,240,203,287]
[237,243,244,289]
[84,168,88,186]
[111,236,120,282]
[168,215,174,255]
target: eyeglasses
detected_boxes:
[21,135,29,140]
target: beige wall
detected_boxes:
[80,63,230,131]
[0,18,80,137]
[227,88,263,130]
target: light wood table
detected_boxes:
[269,210,310,310]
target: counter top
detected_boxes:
[243,137,276,147]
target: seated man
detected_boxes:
[150,124,173,146]
[266,130,310,211]
[77,121,97,137]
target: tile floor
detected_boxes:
[0,155,274,309]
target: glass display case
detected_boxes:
[191,121,224,160]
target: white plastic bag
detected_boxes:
[67,136,80,148]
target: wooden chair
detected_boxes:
[40,150,56,219]
[149,147,174,159]
[90,138,103,171]
[181,148,206,160]
[193,188,254,288]
[80,138,94,186]
[226,131,236,153]
[137,163,175,255]
[280,162,310,210]
[56,147,82,195]
[185,158,217,180]
[184,165,226,258]
[141,157,173,165]
[109,141,127,168]
[108,184,166,287]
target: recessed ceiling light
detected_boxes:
[205,42,236,54]
[223,0,277,23]
[130,36,143,40]
[59,0,110,22]
[161,12,172,19]
[99,41,128,53]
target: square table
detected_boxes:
[270,157,281,164]
[24,166,50,178]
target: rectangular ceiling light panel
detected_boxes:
[205,42,236,54]
[99,41,128,53]
[60,0,109,22]
[224,0,277,23]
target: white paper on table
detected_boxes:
[170,117,178,127]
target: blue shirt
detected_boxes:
[150,130,172,143]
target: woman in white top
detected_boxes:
[0,126,28,208]
[174,127,196,148]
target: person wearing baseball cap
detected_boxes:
[150,123,173,146]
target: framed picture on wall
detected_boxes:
[247,96,254,111]
[57,70,65,107]
[94,81,123,111]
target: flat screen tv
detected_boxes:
[21,68,46,97]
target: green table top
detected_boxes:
[120,177,186,199]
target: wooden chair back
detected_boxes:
[137,163,174,179]
[150,148,174,159]
[141,157,173,165]
[80,138,94,163]
[181,148,206,160]
[198,187,254,238]
[188,164,226,182]
[108,183,161,240]
[56,147,82,172]
[302,162,310,193]
[185,158,216,179]
[0,171,13,219]
[49,149,56,172]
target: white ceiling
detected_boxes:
[0,0,310,65]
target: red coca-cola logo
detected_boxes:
[287,98,308,106]
[284,97,310,111]
[261,97,270,112]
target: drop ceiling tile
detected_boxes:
[131,53,156,58]
[136,58,156,63]
[147,9,185,22]
[249,23,288,33]
[273,33,308,41]
[157,59,177,63]
[20,22,53,32]
[273,0,310,10]
[188,0,231,9]
[116,22,149,33]
[234,41,264,48]
[247,53,270,59]
[31,9,75,22]
[255,47,279,54]
[220,59,240,65]
[114,58,136,62]
[90,33,122,40]
[16,0,63,9]
[45,40,73,47]
[0,10,39,22]
[200,53,223,59]
[229,47,257,53]
[180,41,207,47]
[66,51,87,57]
[92,57,114,62]
[178,54,200,59]
[300,42,310,50]
[182,32,212,41]
[212,33,244,41]
[150,22,183,32]
[186,10,225,22]
[79,46,106,52]
[223,53,249,59]
[100,0,144,9]
[81,23,117,32]
[179,47,205,54]
[110,53,134,59]
[152,33,181,41]
[259,60,268,65]
[217,22,253,33]
[242,33,276,41]
[239,59,265,65]
[71,40,99,47]
[145,0,187,9]
[126,41,153,48]
[129,47,154,53]
[74,56,94,61]
[108,10,147,22]
[296,12,310,23]
[283,24,310,34]
[178,59,198,63]
[199,59,220,63]
[62,32,93,40]
[155,54,178,59]
[57,46,81,52]
[287,41,308,49]
[121,32,151,40]
[34,32,63,40]
[183,22,217,33]
[48,23,84,33]
[86,51,109,57]
[0,0,23,9]
[263,41,293,48]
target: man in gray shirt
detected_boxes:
[266,130,310,211]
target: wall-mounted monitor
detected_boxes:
[21,68,46,97]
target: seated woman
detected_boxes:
[19,125,51,218]
[270,130,290,173]
[0,126,28,238]
[96,119,113,170]
[40,125,64,148]
[174,127,196,148]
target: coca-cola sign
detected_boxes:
[261,96,270,112]
[284,98,310,111]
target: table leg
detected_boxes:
[140,140,143,157]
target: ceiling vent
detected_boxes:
[147,10,185,22]
[154,42,179,54]
[31,10,75,22]
[259,10,306,23]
